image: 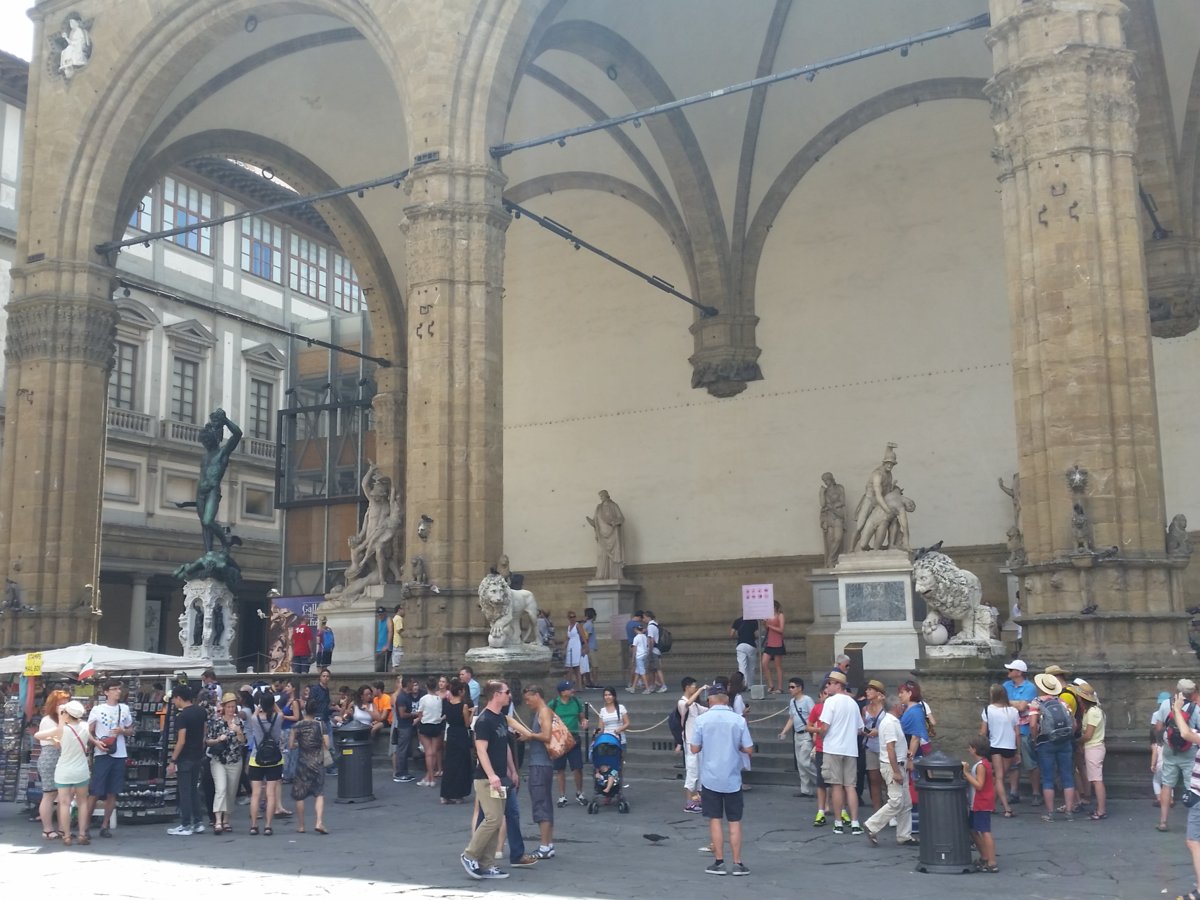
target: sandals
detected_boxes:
[296,827,306,834]
[42,830,62,840]
[1003,810,1015,818]
[77,833,91,845]
[264,827,273,836]
[249,826,259,835]
[1090,812,1107,820]
[314,825,328,835]
[61,835,73,846]
[1158,823,1170,832]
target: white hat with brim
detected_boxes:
[1034,673,1062,696]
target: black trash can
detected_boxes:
[914,750,972,874]
[334,721,375,803]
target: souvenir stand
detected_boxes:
[0,644,210,825]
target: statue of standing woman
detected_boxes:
[819,473,846,567]
[587,490,626,580]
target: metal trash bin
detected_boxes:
[914,750,972,874]
[333,721,375,803]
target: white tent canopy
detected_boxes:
[0,642,211,676]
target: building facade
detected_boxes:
[1,1,1199,724]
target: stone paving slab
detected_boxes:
[0,775,1188,899]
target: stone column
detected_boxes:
[0,261,117,652]
[128,574,149,651]
[399,162,508,666]
[984,0,1188,666]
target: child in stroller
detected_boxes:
[587,732,629,814]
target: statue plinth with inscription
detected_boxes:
[832,549,919,671]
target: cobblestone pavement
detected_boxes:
[0,776,1187,899]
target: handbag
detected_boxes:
[322,745,334,769]
[545,712,577,761]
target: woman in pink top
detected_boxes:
[761,601,786,694]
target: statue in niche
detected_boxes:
[819,472,846,567]
[852,443,899,551]
[411,556,428,586]
[1071,501,1094,553]
[1,560,35,614]
[1006,525,1027,567]
[50,15,92,80]
[999,473,1025,565]
[1168,514,1192,558]
[855,485,916,552]
[587,490,626,580]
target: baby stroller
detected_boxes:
[587,732,629,814]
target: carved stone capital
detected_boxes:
[689,313,762,398]
[5,296,117,369]
[1147,238,1199,338]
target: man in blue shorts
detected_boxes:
[691,676,754,876]
[1003,659,1038,804]
[87,680,133,838]
[549,681,588,806]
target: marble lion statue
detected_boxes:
[477,573,541,648]
[912,550,996,645]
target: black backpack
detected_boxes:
[668,703,687,749]
[1167,703,1196,752]
[653,621,673,654]
[1037,697,1075,743]
[255,713,282,766]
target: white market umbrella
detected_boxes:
[0,642,211,676]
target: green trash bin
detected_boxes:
[334,721,375,803]
[914,750,972,874]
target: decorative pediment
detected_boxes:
[113,296,159,333]
[165,319,216,351]
[242,342,286,370]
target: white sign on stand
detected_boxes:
[741,584,774,619]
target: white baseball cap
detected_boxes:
[1004,660,1027,673]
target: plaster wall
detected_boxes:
[503,99,1016,570]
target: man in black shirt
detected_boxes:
[390,675,417,783]
[730,617,759,686]
[167,685,208,835]
[310,667,336,774]
[461,681,517,880]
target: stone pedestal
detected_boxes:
[584,579,641,677]
[463,651,556,700]
[805,569,841,674]
[833,551,919,672]
[178,578,235,672]
[319,583,404,670]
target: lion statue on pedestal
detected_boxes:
[912,550,998,647]
[477,573,541,648]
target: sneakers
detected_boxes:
[576,792,587,805]
[166,825,193,836]
[625,687,638,693]
[192,824,206,833]
[480,867,509,879]
[510,855,539,868]
[840,811,852,825]
[684,802,703,813]
[850,822,863,836]
[396,775,416,783]
[533,846,555,859]
[461,854,483,880]
[705,860,727,876]
[832,822,845,835]
[813,811,826,827]
[557,795,567,807]
[699,845,713,854]
[655,684,668,693]
[730,862,750,876]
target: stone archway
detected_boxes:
[1,0,412,651]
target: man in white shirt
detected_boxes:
[87,680,133,838]
[864,696,914,845]
[645,611,667,692]
[816,671,864,835]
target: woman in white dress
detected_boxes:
[563,611,586,690]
